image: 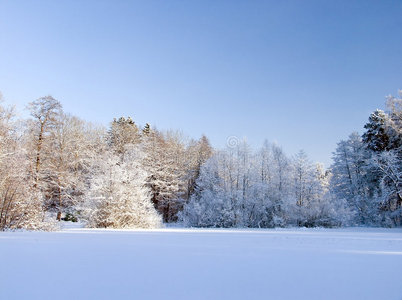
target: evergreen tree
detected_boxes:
[362,109,390,152]
[142,123,151,136]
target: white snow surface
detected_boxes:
[1,226,402,300]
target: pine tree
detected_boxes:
[362,109,390,152]
[142,123,151,136]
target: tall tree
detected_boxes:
[362,109,391,152]
[292,150,313,207]
[331,133,380,224]
[0,99,49,230]
[141,129,186,222]
[184,135,213,200]
[27,96,62,186]
[48,114,103,220]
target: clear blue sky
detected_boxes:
[1,0,401,166]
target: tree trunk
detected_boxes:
[34,123,45,187]
[56,182,62,221]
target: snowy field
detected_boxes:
[1,227,402,300]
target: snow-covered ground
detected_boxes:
[1,227,402,300]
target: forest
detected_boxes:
[0,92,401,230]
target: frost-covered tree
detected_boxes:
[83,148,161,229]
[108,116,140,156]
[184,135,213,200]
[251,142,287,227]
[365,93,402,225]
[370,151,402,225]
[141,128,188,222]
[0,149,49,230]
[291,150,315,207]
[330,132,379,224]
[362,109,391,152]
[289,156,349,227]
[271,143,292,204]
[380,92,402,153]
[0,99,53,230]
[47,114,105,220]
[179,151,236,227]
[27,96,63,186]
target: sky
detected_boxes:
[0,0,401,166]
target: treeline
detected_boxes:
[180,144,347,228]
[0,95,212,230]
[0,91,400,230]
[181,92,401,227]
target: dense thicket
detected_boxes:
[0,91,400,230]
